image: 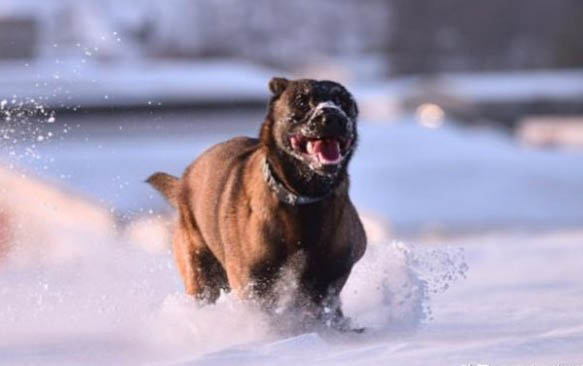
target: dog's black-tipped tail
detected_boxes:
[146,172,180,208]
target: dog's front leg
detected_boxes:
[311,272,363,332]
[223,260,282,310]
[173,220,226,303]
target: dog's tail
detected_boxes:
[146,172,180,208]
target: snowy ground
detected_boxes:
[1,111,583,365]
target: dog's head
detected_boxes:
[261,78,358,188]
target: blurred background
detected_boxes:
[1,0,583,256]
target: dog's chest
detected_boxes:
[268,204,349,259]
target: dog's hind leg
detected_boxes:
[173,212,228,303]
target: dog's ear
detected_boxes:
[268,77,289,96]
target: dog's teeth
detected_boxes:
[307,141,314,154]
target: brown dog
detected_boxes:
[147,77,366,330]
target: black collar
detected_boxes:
[262,157,333,206]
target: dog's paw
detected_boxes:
[348,326,366,334]
[325,314,365,334]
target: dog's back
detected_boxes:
[185,136,259,206]
[148,136,258,207]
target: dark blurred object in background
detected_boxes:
[0,16,38,59]
[388,0,583,74]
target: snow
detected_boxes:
[352,120,583,234]
[2,225,581,365]
[1,111,583,364]
[0,221,467,365]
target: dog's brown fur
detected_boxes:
[148,77,366,327]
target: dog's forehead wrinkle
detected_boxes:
[315,81,344,94]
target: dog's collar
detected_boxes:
[262,157,332,206]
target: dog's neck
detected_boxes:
[262,156,335,205]
[261,145,348,203]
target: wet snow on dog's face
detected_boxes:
[270,78,358,176]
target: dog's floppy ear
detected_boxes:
[268,77,289,96]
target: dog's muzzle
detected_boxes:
[289,102,354,171]
[307,107,349,137]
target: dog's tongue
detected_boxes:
[312,139,341,164]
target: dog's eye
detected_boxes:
[333,92,356,117]
[296,95,309,110]
[331,94,348,112]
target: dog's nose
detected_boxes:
[322,108,344,127]
[321,109,345,131]
[322,114,341,128]
[309,108,348,136]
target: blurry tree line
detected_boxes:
[1,0,582,75]
[140,0,583,74]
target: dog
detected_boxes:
[147,77,366,330]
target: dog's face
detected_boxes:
[267,77,358,177]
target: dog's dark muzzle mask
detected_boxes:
[288,102,355,174]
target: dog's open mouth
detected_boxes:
[290,134,352,166]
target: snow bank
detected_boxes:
[0,165,114,266]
